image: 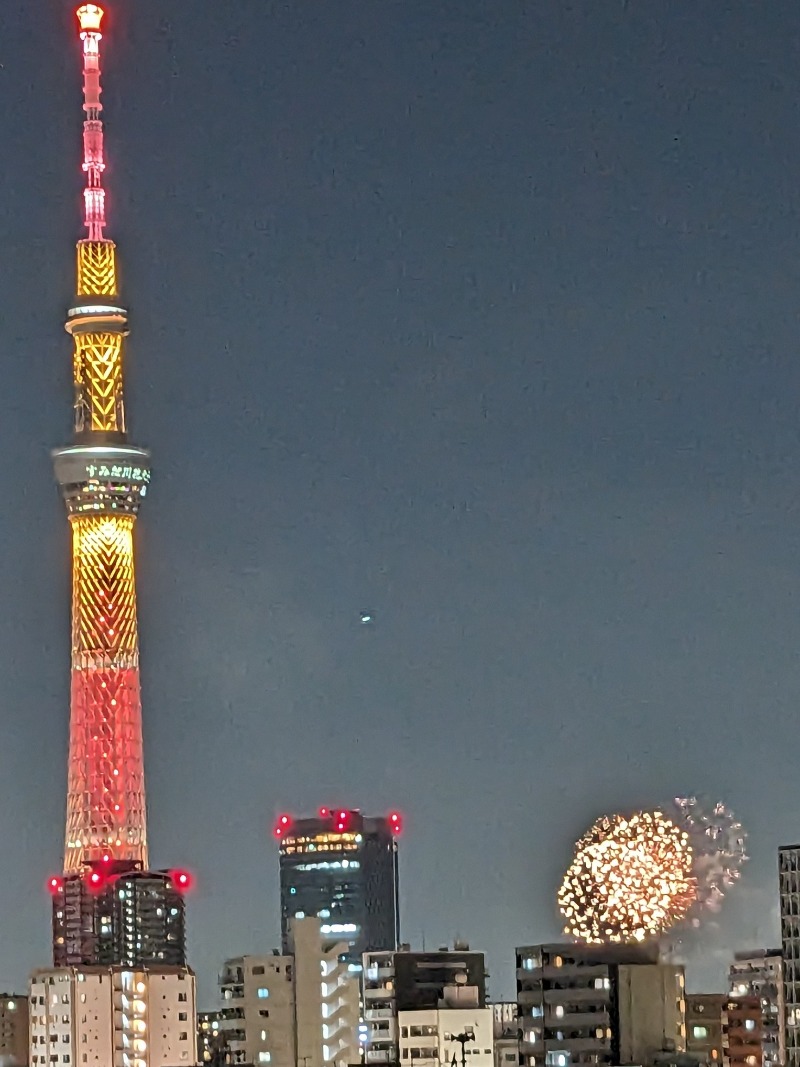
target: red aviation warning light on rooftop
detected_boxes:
[273,809,404,839]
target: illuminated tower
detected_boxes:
[54,2,149,876]
[47,3,190,968]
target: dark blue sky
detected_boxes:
[1,0,799,1003]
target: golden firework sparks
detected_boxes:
[558,810,697,943]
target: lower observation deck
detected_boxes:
[53,443,151,515]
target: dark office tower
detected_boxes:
[50,862,190,967]
[275,809,401,966]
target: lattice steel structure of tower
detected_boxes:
[48,3,189,968]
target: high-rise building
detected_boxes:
[275,809,401,965]
[362,943,489,1066]
[44,1,190,969]
[29,967,196,1067]
[780,846,800,1067]
[51,864,189,968]
[729,950,784,1067]
[217,918,360,1067]
[515,942,686,1067]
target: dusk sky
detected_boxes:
[2,0,800,1004]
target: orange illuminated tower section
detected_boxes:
[53,3,150,876]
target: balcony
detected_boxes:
[546,1011,609,1030]
[543,989,609,1006]
[544,1038,608,1054]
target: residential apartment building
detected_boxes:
[363,944,489,1067]
[686,995,726,1064]
[724,996,762,1067]
[491,1002,519,1067]
[218,917,359,1067]
[198,1010,225,1065]
[0,994,29,1066]
[397,1006,494,1067]
[515,942,686,1067]
[729,950,784,1067]
[28,966,196,1067]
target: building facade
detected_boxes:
[515,942,686,1067]
[0,995,29,1067]
[51,864,188,969]
[780,846,800,1067]
[491,1002,520,1067]
[723,996,763,1067]
[275,810,400,966]
[397,1007,494,1067]
[29,967,196,1067]
[729,950,784,1067]
[363,945,489,1066]
[198,1011,226,1066]
[218,918,360,1067]
[686,995,726,1064]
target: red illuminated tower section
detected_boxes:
[53,3,149,875]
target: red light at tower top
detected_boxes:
[77,4,104,33]
[48,876,64,895]
[389,811,403,835]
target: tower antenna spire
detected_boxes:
[77,4,107,240]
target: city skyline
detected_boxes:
[1,0,800,1005]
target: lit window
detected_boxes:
[554,1006,564,1019]
[258,1055,271,1065]
[745,1020,756,1032]
[257,989,270,1000]
[693,1027,708,1039]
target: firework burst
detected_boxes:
[558,810,697,943]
